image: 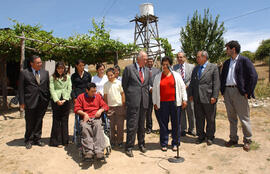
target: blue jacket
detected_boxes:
[220,55,258,99]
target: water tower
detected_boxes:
[130,3,162,62]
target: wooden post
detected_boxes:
[0,58,8,110]
[114,51,119,65]
[20,31,25,71]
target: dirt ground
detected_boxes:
[0,102,270,174]
[0,61,269,174]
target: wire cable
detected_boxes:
[223,6,270,22]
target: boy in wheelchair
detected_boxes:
[74,82,109,160]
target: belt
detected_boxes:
[226,85,237,88]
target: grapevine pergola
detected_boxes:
[0,19,139,110]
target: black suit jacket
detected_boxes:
[220,55,258,98]
[19,68,50,109]
[122,63,150,109]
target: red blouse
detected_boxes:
[160,73,176,102]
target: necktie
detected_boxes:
[149,68,152,77]
[198,66,203,79]
[35,71,40,84]
[180,64,184,80]
[139,67,144,83]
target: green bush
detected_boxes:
[254,80,270,98]
[241,51,255,62]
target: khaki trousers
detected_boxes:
[224,87,252,143]
[107,106,125,144]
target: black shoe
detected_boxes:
[161,146,168,152]
[96,153,105,159]
[118,143,123,148]
[187,131,196,136]
[207,139,213,146]
[146,129,152,134]
[25,142,32,149]
[180,131,186,137]
[34,141,45,147]
[139,146,147,153]
[196,138,204,144]
[125,149,134,157]
[84,153,94,162]
[172,145,177,152]
[225,140,238,147]
[84,153,94,159]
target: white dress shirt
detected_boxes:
[226,55,239,86]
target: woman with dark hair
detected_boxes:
[152,56,187,151]
[71,59,92,99]
[71,59,92,144]
[49,62,72,147]
[91,63,108,96]
[114,65,122,81]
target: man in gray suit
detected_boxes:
[189,51,220,145]
[146,57,160,134]
[122,51,150,157]
[173,52,196,137]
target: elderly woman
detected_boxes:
[152,56,187,151]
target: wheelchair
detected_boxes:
[74,113,111,162]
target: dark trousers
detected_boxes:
[159,101,181,147]
[50,100,70,146]
[146,93,154,130]
[146,94,160,130]
[125,101,147,150]
[194,101,216,140]
[24,99,48,143]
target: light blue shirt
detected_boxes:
[198,61,208,78]
[31,68,40,77]
[226,55,239,86]
[201,61,208,73]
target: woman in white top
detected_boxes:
[91,63,108,96]
[152,56,187,152]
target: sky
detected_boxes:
[0,0,270,53]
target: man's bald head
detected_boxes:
[137,50,148,67]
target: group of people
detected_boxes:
[18,40,258,161]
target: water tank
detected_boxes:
[140,3,154,16]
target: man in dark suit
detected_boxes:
[19,55,50,149]
[220,40,258,152]
[145,57,160,134]
[173,52,196,137]
[189,51,220,146]
[122,51,150,157]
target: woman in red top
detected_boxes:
[152,56,187,152]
